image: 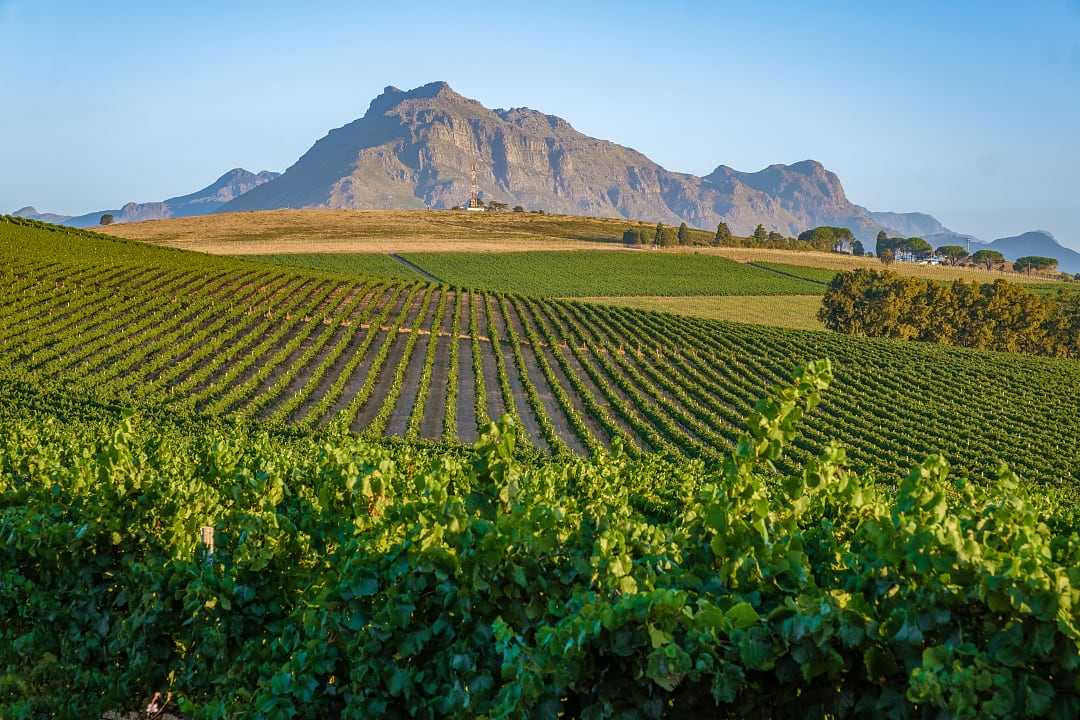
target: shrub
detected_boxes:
[819,268,1080,357]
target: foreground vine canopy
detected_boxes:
[2,359,1077,718]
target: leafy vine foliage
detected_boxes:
[1,361,1078,718]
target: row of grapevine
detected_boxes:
[2,255,1078,485]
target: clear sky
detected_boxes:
[2,1,1078,247]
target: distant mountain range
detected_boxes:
[11,81,1077,271]
[14,168,279,227]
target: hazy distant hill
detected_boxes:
[979,231,1080,274]
[869,211,946,238]
[12,207,73,224]
[222,81,926,241]
[17,169,279,228]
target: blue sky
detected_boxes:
[1,1,1078,247]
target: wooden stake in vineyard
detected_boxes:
[199,526,214,562]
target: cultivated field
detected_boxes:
[3,218,1078,487]
[251,252,424,282]
[397,251,825,296]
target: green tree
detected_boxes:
[851,239,865,256]
[512,205,525,213]
[752,224,768,245]
[934,245,969,265]
[714,222,732,246]
[657,225,677,248]
[879,248,896,266]
[875,229,888,252]
[971,249,1005,271]
[653,223,663,248]
[1013,256,1058,274]
[99,214,114,226]
[798,226,854,253]
[677,222,690,245]
[622,228,639,245]
[875,236,901,257]
[901,237,932,258]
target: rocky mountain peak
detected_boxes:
[222,82,888,236]
[365,80,468,117]
[495,107,577,134]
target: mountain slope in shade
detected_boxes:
[980,231,1080,274]
[222,81,926,241]
[24,169,280,228]
[869,211,946,238]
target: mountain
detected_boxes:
[869,211,945,238]
[979,231,1080,274]
[221,81,917,241]
[18,169,280,228]
[12,207,73,224]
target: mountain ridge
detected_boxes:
[11,82,1076,268]
[15,168,279,227]
[222,82,906,242]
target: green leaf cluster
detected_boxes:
[1,361,1078,718]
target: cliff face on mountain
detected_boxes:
[222,82,910,241]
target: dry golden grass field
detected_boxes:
[101,209,1062,287]
[100,209,638,254]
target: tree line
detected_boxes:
[819,268,1080,357]
[874,230,1063,276]
[623,222,837,251]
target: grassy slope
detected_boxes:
[577,295,824,331]
[757,261,1073,295]
[401,251,824,296]
[98,209,657,254]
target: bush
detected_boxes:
[818,268,1080,357]
[2,363,1078,718]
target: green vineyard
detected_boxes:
[3,217,1080,717]
[2,217,1078,489]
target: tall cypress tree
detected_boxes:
[714,222,732,246]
